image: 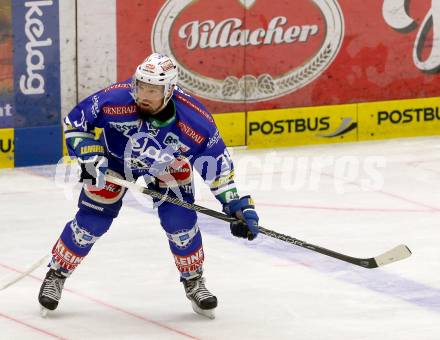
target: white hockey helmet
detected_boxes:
[132,53,178,108]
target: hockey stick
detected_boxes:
[106,175,412,269]
[0,255,50,291]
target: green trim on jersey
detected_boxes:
[148,100,176,128]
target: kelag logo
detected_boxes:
[19,1,54,95]
[12,0,60,127]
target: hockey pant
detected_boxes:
[49,166,204,280]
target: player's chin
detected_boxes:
[138,102,150,109]
[138,104,155,114]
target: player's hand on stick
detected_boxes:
[74,139,108,188]
[223,195,259,240]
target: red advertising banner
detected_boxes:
[116,0,440,114]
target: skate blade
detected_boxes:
[191,301,215,319]
[40,306,49,318]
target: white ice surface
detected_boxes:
[1,137,440,340]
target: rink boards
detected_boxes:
[214,96,440,149]
[2,96,440,168]
[246,96,440,148]
[1,0,440,168]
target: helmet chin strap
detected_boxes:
[154,85,175,114]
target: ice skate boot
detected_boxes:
[38,269,66,317]
[182,275,217,319]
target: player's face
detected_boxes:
[136,82,165,114]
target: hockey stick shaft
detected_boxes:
[0,255,50,291]
[106,175,411,268]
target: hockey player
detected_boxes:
[38,53,260,319]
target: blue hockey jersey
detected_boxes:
[63,80,237,203]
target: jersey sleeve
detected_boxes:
[193,124,239,204]
[63,92,105,156]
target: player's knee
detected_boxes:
[158,204,197,232]
[58,211,112,255]
[51,210,114,276]
[75,209,114,237]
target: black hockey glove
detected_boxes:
[223,195,259,240]
[74,139,108,188]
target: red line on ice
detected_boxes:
[0,263,200,340]
[319,172,440,211]
[242,168,440,212]
[0,312,66,339]
[0,188,62,196]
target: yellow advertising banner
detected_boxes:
[358,97,440,140]
[57,97,440,160]
[247,104,358,148]
[0,128,14,168]
[213,112,246,146]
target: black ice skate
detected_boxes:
[182,275,217,319]
[38,269,66,317]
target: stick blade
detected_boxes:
[374,244,412,267]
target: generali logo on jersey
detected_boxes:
[152,0,344,103]
[102,105,137,116]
